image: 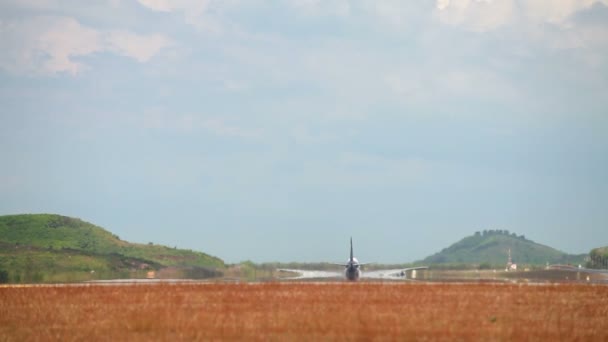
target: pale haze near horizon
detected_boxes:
[1,0,607,263]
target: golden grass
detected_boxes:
[1,282,607,341]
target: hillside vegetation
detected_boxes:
[588,246,608,269]
[422,230,586,267]
[0,214,224,282]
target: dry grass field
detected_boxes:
[1,282,607,341]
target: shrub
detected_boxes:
[0,269,8,283]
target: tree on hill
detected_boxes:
[588,247,608,269]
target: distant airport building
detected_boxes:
[506,249,517,271]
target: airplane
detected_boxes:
[278,237,428,281]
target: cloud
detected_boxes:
[0,16,170,75]
[105,31,170,63]
[134,109,261,138]
[362,0,431,29]
[0,16,101,74]
[381,62,521,111]
[136,0,173,12]
[136,0,221,31]
[434,0,516,32]
[136,0,210,14]
[435,0,608,31]
[200,118,261,138]
[513,1,608,68]
[523,0,608,24]
[289,0,351,17]
[437,0,450,11]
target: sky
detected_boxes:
[1,0,607,264]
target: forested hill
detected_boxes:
[422,230,586,266]
[0,214,224,269]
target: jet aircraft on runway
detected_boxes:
[278,238,428,281]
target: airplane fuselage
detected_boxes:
[344,239,362,281]
[345,263,360,281]
[277,238,428,281]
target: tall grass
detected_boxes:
[1,283,607,340]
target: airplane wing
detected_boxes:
[363,266,428,280]
[329,263,374,267]
[277,269,342,280]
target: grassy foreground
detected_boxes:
[1,282,607,340]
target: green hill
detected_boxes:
[0,214,225,282]
[422,230,586,267]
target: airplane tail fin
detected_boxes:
[350,237,354,263]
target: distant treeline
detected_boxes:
[474,229,528,241]
[587,247,608,269]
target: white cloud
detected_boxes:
[136,0,233,33]
[511,1,608,64]
[0,16,101,74]
[105,31,170,63]
[136,0,173,12]
[2,1,606,116]
[523,0,608,25]
[364,0,427,28]
[135,109,261,138]
[437,0,450,11]
[0,0,59,10]
[0,16,170,75]
[438,68,519,100]
[435,0,608,31]
[289,0,351,17]
[136,1,284,34]
[578,24,608,49]
[200,118,261,138]
[1,0,128,12]
[435,0,516,32]
[136,0,211,14]
[381,63,520,110]
[39,18,102,74]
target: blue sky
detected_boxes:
[1,0,607,263]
